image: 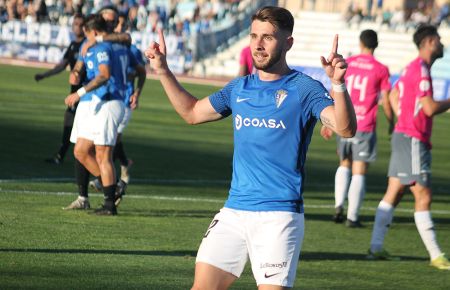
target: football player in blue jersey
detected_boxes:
[146,6,356,289]
[89,12,147,202]
[65,14,138,215]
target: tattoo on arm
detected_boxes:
[84,75,108,92]
[72,61,84,74]
[321,115,335,129]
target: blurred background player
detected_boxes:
[89,12,147,203]
[367,24,450,270]
[321,29,393,227]
[65,14,137,215]
[238,45,254,76]
[35,14,86,165]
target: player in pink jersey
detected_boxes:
[368,25,450,270]
[322,30,393,227]
[238,45,255,76]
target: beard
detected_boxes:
[433,44,444,59]
[252,48,282,71]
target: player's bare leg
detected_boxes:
[93,145,117,215]
[191,263,236,290]
[64,138,98,210]
[74,138,100,177]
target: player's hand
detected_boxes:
[320,34,347,85]
[81,39,96,57]
[144,28,169,75]
[320,125,334,140]
[34,74,44,82]
[65,92,80,107]
[69,71,80,85]
[129,92,139,110]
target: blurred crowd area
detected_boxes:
[0,0,251,35]
[344,0,450,30]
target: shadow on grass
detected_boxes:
[0,248,197,257]
[304,213,450,225]
[118,209,218,218]
[0,248,428,262]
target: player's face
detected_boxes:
[250,20,292,71]
[72,17,85,38]
[431,35,444,59]
[102,11,117,33]
[114,17,126,33]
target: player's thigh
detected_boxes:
[74,138,94,157]
[196,208,248,279]
[192,263,237,290]
[247,212,304,288]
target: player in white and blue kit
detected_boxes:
[146,6,356,289]
[65,14,137,215]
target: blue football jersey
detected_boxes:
[124,44,146,106]
[109,42,138,103]
[77,41,111,102]
[209,70,334,213]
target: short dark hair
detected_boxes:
[252,6,294,35]
[84,14,108,33]
[360,29,378,49]
[413,24,439,48]
[73,13,85,22]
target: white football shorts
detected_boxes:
[118,106,132,134]
[196,207,304,288]
[70,101,92,143]
[91,99,124,146]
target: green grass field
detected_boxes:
[0,64,449,289]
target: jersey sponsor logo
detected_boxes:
[275,89,288,108]
[86,52,93,57]
[236,96,251,103]
[419,80,431,92]
[235,114,286,130]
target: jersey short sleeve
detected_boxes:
[379,65,391,92]
[209,78,241,117]
[300,78,334,120]
[95,45,111,66]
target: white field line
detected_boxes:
[1,188,450,215]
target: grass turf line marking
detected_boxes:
[1,188,450,215]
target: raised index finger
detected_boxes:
[331,34,338,54]
[157,28,166,54]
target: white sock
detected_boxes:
[78,196,88,201]
[347,175,365,222]
[414,211,442,260]
[370,200,394,253]
[335,166,350,208]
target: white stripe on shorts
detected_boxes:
[411,138,420,175]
